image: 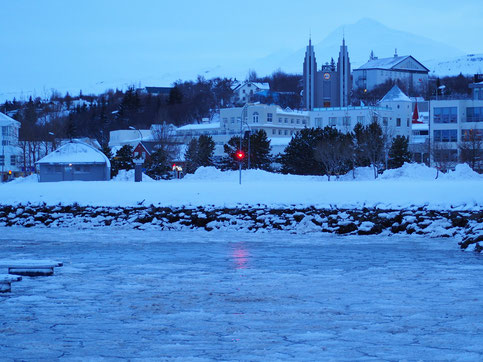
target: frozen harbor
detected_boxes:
[0,227,482,360]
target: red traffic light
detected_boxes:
[235,150,245,161]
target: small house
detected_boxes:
[36,140,111,182]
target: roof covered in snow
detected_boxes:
[36,140,111,167]
[379,85,412,103]
[0,112,20,127]
[233,82,270,91]
[176,122,220,132]
[356,55,429,72]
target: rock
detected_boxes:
[337,222,357,234]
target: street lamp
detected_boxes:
[129,126,143,142]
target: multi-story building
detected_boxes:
[231,82,270,105]
[220,104,309,139]
[309,85,413,139]
[0,112,22,181]
[353,52,429,93]
[429,98,483,170]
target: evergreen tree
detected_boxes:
[222,130,271,170]
[388,136,411,169]
[184,138,199,174]
[279,128,325,175]
[197,135,215,167]
[145,148,170,180]
[111,145,134,177]
[248,129,271,170]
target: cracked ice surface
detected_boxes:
[0,227,482,361]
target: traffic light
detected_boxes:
[8,170,12,175]
[235,150,245,161]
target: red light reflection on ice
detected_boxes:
[231,244,249,269]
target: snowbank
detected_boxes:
[1,163,481,210]
[112,169,154,182]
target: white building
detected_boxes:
[0,112,22,181]
[309,85,413,140]
[353,53,429,92]
[232,82,270,105]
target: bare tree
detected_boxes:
[459,129,483,172]
[314,128,353,181]
[431,142,458,178]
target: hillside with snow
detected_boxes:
[426,54,483,77]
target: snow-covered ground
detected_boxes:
[0,227,482,360]
[2,164,483,211]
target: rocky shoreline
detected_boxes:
[1,203,482,252]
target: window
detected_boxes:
[315,117,322,127]
[267,113,273,122]
[272,129,276,135]
[343,116,351,127]
[0,155,4,166]
[383,117,388,127]
[222,117,228,124]
[230,117,235,124]
[296,119,300,124]
[291,119,294,124]
[1,126,7,136]
[278,129,282,135]
[467,107,483,122]
[279,117,282,123]
[10,155,15,166]
[253,112,259,123]
[407,119,410,127]
[357,116,365,124]
[433,129,458,142]
[434,107,457,123]
[284,118,288,123]
[462,129,483,141]
[396,118,401,127]
[284,130,288,135]
[329,117,337,126]
[302,119,306,124]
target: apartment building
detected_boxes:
[429,98,483,169]
[0,112,22,181]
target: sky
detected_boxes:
[0,0,482,100]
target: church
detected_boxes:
[302,38,351,110]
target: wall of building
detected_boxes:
[38,163,110,182]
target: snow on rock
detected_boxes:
[112,169,154,182]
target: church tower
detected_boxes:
[337,38,351,107]
[303,38,317,110]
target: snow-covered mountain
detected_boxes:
[249,18,468,76]
[425,54,483,77]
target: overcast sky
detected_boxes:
[1,0,482,99]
